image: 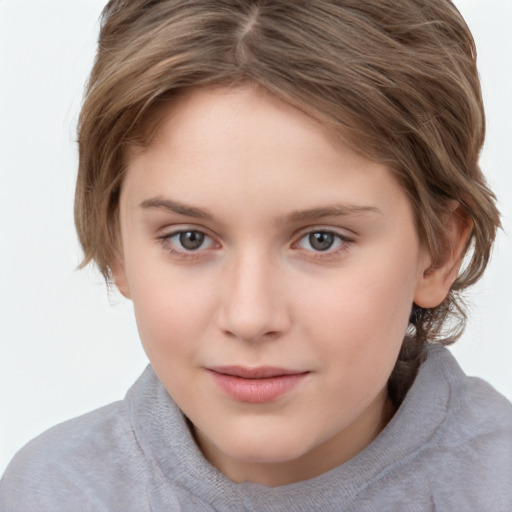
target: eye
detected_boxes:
[296,230,347,253]
[160,229,216,253]
[176,231,206,251]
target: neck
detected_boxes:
[193,388,396,487]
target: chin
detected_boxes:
[216,428,314,464]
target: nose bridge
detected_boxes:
[219,245,288,342]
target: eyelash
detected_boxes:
[157,229,218,260]
[157,228,353,260]
[293,229,353,260]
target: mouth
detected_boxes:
[208,365,306,379]
[206,366,309,403]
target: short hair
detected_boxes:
[75,0,500,403]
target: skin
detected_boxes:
[113,86,465,487]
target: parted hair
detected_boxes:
[75,0,500,404]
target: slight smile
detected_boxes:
[207,366,310,404]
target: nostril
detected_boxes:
[219,308,288,343]
[221,327,281,343]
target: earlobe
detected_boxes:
[111,259,131,299]
[414,204,472,309]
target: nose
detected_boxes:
[217,250,291,343]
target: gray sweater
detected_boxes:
[1,345,511,511]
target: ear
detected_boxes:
[414,203,472,308]
[111,257,131,299]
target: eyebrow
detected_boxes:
[287,205,381,222]
[139,197,381,222]
[139,197,214,220]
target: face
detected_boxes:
[115,86,437,486]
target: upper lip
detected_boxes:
[207,366,307,379]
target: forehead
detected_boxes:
[144,85,344,153]
[121,86,412,224]
[133,84,375,162]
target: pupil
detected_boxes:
[309,232,334,251]
[179,231,204,250]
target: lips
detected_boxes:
[209,366,304,379]
[207,366,309,403]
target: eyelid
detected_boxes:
[292,225,355,242]
[291,226,355,257]
[157,225,221,255]
[157,223,217,240]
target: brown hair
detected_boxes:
[75,0,500,403]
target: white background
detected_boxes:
[1,0,511,474]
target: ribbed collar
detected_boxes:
[128,345,459,510]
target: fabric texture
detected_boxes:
[1,345,511,511]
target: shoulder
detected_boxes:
[436,347,512,448]
[0,392,149,511]
[364,346,512,510]
[423,347,512,510]
[417,345,512,435]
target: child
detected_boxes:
[1,0,511,510]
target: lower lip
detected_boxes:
[209,371,308,403]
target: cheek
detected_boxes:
[299,254,418,386]
[126,261,216,362]
[304,263,414,340]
